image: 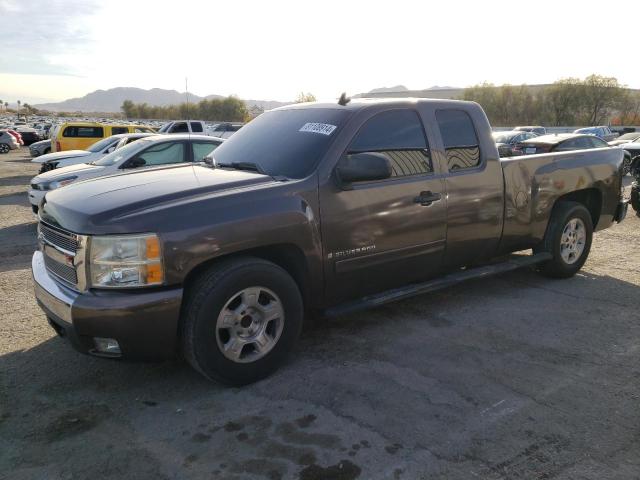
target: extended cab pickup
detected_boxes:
[32,99,628,385]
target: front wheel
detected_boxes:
[534,201,593,279]
[623,153,632,175]
[0,144,9,154]
[181,257,303,385]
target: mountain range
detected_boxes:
[32,85,463,113]
[34,87,291,113]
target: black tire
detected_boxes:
[631,156,640,178]
[631,185,640,214]
[534,201,593,279]
[182,257,303,385]
[623,153,632,175]
[44,147,50,155]
[0,144,9,154]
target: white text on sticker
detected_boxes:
[299,123,337,136]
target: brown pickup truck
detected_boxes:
[32,98,628,385]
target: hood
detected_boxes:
[32,163,105,184]
[41,164,276,233]
[32,150,89,164]
[622,143,640,151]
[30,139,51,148]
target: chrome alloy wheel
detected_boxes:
[560,218,586,264]
[215,287,285,363]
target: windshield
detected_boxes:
[92,139,149,166]
[617,132,639,140]
[211,108,350,179]
[88,136,119,153]
[493,132,517,143]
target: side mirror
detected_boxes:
[336,152,392,185]
[106,145,117,153]
[124,157,146,169]
[203,155,215,166]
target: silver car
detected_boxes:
[28,134,224,213]
[0,130,20,153]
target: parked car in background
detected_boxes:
[608,131,640,146]
[28,134,224,213]
[517,133,610,155]
[51,122,156,152]
[15,127,40,146]
[33,133,156,173]
[29,139,52,157]
[8,129,23,146]
[574,126,618,141]
[0,130,21,153]
[209,122,244,138]
[492,130,538,157]
[158,120,209,135]
[31,99,627,384]
[514,125,546,135]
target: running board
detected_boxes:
[324,252,552,317]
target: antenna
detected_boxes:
[338,92,350,106]
[185,77,190,120]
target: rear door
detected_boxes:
[320,108,447,304]
[434,108,504,268]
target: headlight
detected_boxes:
[48,176,76,190]
[89,234,163,288]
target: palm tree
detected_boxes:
[17,100,21,114]
[4,102,7,111]
[0,100,3,112]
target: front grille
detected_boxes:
[39,221,82,289]
[43,254,78,285]
[40,222,78,254]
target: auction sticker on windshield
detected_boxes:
[299,123,337,136]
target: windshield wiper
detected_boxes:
[216,161,289,181]
[217,161,266,174]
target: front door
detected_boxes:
[319,108,447,305]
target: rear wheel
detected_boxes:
[534,201,593,278]
[182,257,303,385]
[0,144,9,154]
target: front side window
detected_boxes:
[137,142,185,166]
[436,109,481,171]
[171,122,188,133]
[349,109,432,177]
[190,122,204,133]
[589,137,608,148]
[192,141,221,161]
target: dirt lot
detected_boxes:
[0,147,638,480]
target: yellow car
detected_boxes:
[52,122,156,152]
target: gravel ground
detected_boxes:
[0,147,638,480]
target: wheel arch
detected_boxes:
[552,187,602,229]
[181,243,313,311]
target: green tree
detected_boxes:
[581,74,624,125]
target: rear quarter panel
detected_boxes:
[499,147,623,253]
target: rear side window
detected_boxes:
[192,141,220,161]
[63,126,104,138]
[349,110,432,177]
[111,127,129,135]
[190,122,203,133]
[436,110,481,171]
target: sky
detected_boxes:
[1,0,639,105]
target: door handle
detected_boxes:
[414,191,442,206]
